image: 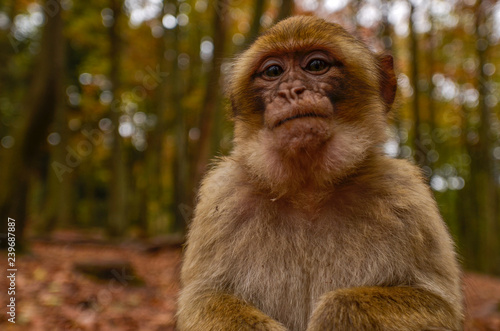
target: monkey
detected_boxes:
[177,16,463,331]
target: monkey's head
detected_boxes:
[228,16,397,193]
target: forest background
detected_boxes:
[0,0,499,277]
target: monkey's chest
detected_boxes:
[228,213,408,331]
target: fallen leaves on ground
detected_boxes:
[0,237,499,330]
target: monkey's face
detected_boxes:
[253,50,339,152]
[229,16,396,186]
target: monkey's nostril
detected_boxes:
[290,86,305,99]
[278,87,305,101]
[292,86,305,95]
[278,90,290,99]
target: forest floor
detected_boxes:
[0,232,499,331]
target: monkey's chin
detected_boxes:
[270,117,332,154]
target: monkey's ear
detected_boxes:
[378,54,397,111]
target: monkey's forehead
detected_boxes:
[236,16,373,70]
[259,16,354,47]
[228,16,378,87]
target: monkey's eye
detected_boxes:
[263,65,284,78]
[306,59,328,73]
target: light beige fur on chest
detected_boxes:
[216,196,415,331]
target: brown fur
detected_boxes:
[178,16,463,331]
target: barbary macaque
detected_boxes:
[178,16,463,331]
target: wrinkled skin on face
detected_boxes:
[228,16,396,194]
[256,51,338,152]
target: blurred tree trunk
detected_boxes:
[192,0,229,191]
[37,48,72,234]
[144,0,172,235]
[0,1,17,86]
[423,11,436,179]
[409,3,425,168]
[81,165,96,227]
[107,0,129,237]
[457,102,477,269]
[172,89,188,232]
[457,0,499,275]
[425,25,436,138]
[277,0,294,21]
[170,2,188,233]
[468,0,499,273]
[4,0,17,21]
[247,0,266,44]
[0,0,64,249]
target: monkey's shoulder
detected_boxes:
[198,157,246,199]
[194,157,254,222]
[355,157,432,198]
[346,157,441,220]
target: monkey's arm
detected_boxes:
[177,289,287,331]
[306,286,459,331]
[306,159,463,331]
[177,161,287,331]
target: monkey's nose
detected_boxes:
[278,86,306,101]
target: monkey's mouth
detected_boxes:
[274,113,328,128]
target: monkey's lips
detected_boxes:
[274,113,329,128]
